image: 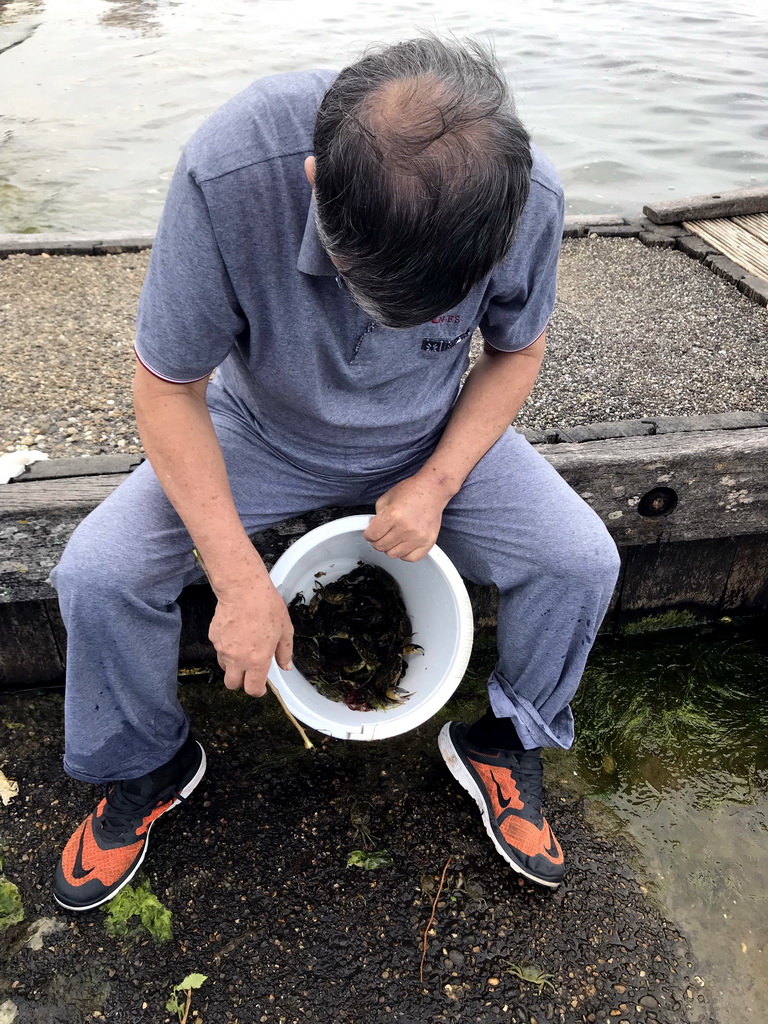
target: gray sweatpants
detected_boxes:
[50,383,620,784]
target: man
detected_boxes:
[50,37,619,912]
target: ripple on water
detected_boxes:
[567,159,644,185]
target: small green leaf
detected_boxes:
[166,994,182,1013]
[178,973,207,990]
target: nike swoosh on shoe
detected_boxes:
[71,824,96,880]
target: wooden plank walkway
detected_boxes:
[644,186,768,225]
[684,212,768,282]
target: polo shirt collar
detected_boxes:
[297,197,337,277]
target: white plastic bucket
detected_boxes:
[268,515,474,741]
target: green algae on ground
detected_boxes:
[346,849,393,870]
[102,876,172,941]
[0,875,24,933]
[563,618,768,1022]
[620,610,701,635]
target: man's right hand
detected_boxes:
[133,361,295,698]
[208,575,294,697]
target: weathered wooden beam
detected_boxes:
[2,427,767,565]
[0,233,153,257]
[16,455,141,481]
[620,538,738,619]
[0,474,132,514]
[644,187,768,225]
[0,599,64,688]
[545,427,768,546]
[525,411,768,445]
[722,534,768,614]
[646,412,768,434]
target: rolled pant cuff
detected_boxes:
[62,729,190,785]
[487,678,575,751]
[62,759,119,785]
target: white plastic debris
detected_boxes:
[0,769,19,806]
[0,449,49,484]
[0,999,19,1024]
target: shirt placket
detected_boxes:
[350,320,377,363]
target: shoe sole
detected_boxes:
[54,742,207,912]
[437,723,559,889]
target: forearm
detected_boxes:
[133,364,268,593]
[418,331,546,499]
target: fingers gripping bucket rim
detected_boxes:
[268,515,474,741]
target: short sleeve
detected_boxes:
[134,150,246,383]
[479,183,565,353]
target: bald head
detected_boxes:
[312,38,532,328]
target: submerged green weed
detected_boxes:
[621,611,701,635]
[103,877,172,941]
[572,622,768,787]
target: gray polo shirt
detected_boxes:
[135,70,564,476]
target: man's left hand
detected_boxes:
[363,471,454,562]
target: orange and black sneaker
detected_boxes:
[438,721,564,888]
[54,734,206,911]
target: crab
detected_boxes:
[502,961,556,993]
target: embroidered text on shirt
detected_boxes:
[421,328,472,353]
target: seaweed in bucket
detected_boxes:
[287,561,423,712]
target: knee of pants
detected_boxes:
[511,513,621,596]
[559,518,621,594]
[51,512,150,603]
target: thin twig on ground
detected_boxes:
[420,854,453,984]
[180,989,192,1024]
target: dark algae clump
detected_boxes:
[287,561,423,712]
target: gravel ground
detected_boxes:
[1,238,766,457]
[0,658,713,1024]
[0,251,147,456]
[521,239,768,429]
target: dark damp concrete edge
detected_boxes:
[1,212,766,306]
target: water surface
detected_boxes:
[557,622,768,1023]
[1,0,766,232]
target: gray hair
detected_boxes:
[312,36,532,329]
